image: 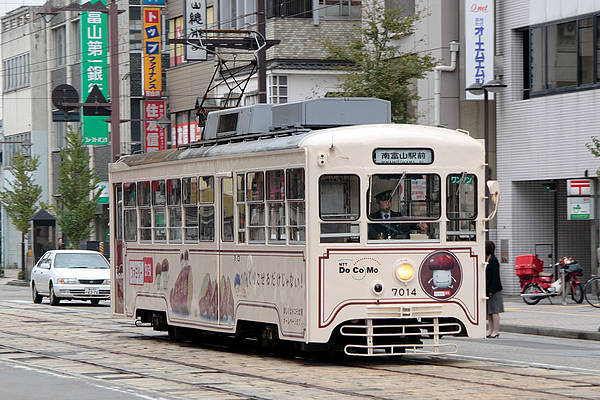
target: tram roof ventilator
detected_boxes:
[203,98,391,141]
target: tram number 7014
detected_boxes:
[391,288,417,297]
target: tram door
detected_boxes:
[218,175,236,326]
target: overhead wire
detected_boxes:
[2,1,354,102]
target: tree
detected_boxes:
[586,137,600,176]
[45,126,101,248]
[0,154,42,277]
[324,1,436,123]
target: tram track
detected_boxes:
[0,302,596,399]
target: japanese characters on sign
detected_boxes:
[465,1,494,100]
[81,2,109,145]
[185,0,207,61]
[144,100,167,152]
[372,148,433,165]
[142,0,165,4]
[143,7,162,97]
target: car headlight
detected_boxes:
[395,263,415,283]
[57,278,78,284]
[104,279,111,285]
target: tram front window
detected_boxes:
[446,173,477,241]
[368,174,440,241]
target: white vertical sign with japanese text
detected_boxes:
[465,1,494,100]
[185,0,207,61]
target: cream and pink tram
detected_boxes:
[109,98,497,356]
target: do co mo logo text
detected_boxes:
[337,258,381,280]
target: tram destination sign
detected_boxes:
[373,148,433,165]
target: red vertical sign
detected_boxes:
[144,100,166,152]
[143,257,154,283]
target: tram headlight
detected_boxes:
[395,263,414,283]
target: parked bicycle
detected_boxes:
[583,275,600,308]
[515,255,584,305]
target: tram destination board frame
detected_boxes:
[372,148,434,165]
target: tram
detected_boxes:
[109,98,498,356]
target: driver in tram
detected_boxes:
[368,190,428,239]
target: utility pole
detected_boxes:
[257,0,266,103]
[108,0,121,162]
[40,0,122,162]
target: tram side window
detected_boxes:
[222,177,234,242]
[124,182,136,207]
[152,180,167,242]
[124,209,137,241]
[319,175,360,243]
[199,176,215,241]
[123,182,136,241]
[287,168,305,244]
[167,178,182,243]
[138,181,152,241]
[267,170,286,244]
[446,173,477,241]
[247,171,265,243]
[236,173,246,243]
[115,184,123,241]
[182,177,198,243]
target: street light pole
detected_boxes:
[466,79,506,241]
[108,0,121,162]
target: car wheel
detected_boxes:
[31,282,43,304]
[90,299,100,305]
[49,283,60,306]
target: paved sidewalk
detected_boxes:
[501,295,600,340]
[0,267,28,287]
[3,267,599,340]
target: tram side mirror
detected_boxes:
[486,180,500,220]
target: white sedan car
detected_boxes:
[31,250,110,305]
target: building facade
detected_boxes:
[495,0,600,294]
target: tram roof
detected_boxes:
[115,124,479,168]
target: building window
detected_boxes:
[267,0,312,18]
[168,16,184,66]
[523,14,600,98]
[2,53,30,91]
[268,75,288,104]
[2,132,31,165]
[319,0,361,19]
[53,25,66,67]
[207,6,215,28]
[71,20,81,62]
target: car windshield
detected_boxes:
[54,253,109,269]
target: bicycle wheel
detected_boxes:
[571,282,583,304]
[584,277,600,308]
[522,283,543,305]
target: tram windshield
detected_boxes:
[367,174,440,241]
[368,174,441,220]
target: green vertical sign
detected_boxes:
[81,1,109,145]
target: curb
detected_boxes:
[6,280,30,287]
[501,324,600,341]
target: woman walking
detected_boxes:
[486,240,504,338]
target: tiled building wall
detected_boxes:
[266,19,358,60]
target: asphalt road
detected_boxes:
[0,284,598,399]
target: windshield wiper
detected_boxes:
[390,171,407,199]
